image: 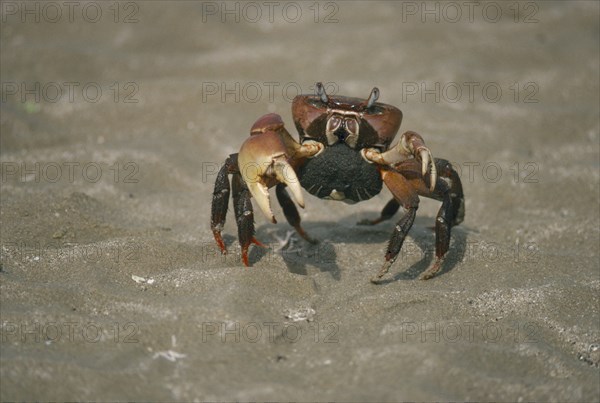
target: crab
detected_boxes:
[210,82,464,282]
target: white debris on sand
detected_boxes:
[131,275,156,285]
[152,350,187,362]
[284,307,316,322]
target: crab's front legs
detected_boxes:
[210,153,237,253]
[362,131,437,191]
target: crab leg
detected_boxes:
[371,167,420,283]
[417,159,465,279]
[231,173,266,266]
[362,130,437,191]
[210,154,237,254]
[369,158,465,281]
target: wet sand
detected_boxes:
[1,1,599,401]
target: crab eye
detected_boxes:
[345,118,358,136]
[327,116,343,134]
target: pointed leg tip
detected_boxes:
[295,226,318,244]
[372,260,393,283]
[419,257,445,280]
[217,243,227,254]
[213,231,228,254]
[370,276,383,284]
[242,249,251,267]
[240,238,267,266]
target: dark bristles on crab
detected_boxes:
[299,143,382,204]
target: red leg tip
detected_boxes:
[213,231,227,254]
[242,247,250,267]
[240,238,267,266]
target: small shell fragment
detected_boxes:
[131,275,146,283]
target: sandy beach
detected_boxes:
[1,1,599,401]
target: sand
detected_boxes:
[1,1,599,401]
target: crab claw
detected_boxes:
[239,142,303,223]
[417,147,437,192]
[400,131,437,191]
[360,130,437,191]
[238,114,308,223]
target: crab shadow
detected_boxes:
[253,211,467,282]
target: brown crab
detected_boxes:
[211,82,464,282]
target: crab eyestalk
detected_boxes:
[316,82,329,104]
[366,87,379,108]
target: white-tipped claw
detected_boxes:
[419,148,437,191]
[360,148,376,164]
[274,160,304,208]
[298,139,324,159]
[237,116,316,223]
[246,180,276,223]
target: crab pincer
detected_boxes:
[212,113,322,266]
[238,114,306,224]
[361,130,437,192]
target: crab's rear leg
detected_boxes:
[418,159,465,279]
[382,158,464,280]
[371,168,420,283]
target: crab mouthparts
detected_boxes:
[334,127,349,142]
